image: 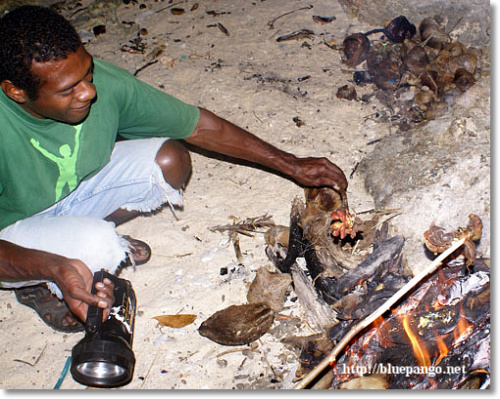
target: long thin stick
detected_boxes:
[155,0,187,14]
[267,5,313,29]
[294,237,466,389]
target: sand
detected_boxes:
[0,0,490,390]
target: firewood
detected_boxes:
[334,235,405,295]
[291,264,338,331]
[293,237,466,389]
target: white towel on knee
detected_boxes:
[0,215,129,298]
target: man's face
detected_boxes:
[20,46,96,124]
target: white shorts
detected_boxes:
[0,137,181,295]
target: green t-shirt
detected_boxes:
[0,59,200,230]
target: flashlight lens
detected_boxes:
[76,361,126,379]
[71,338,135,387]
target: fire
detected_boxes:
[454,307,473,345]
[401,314,431,369]
[327,259,490,389]
[399,302,472,371]
[433,331,449,366]
[431,298,445,311]
[372,315,385,329]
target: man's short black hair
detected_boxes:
[0,5,82,100]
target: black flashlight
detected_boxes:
[70,269,136,388]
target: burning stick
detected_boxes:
[294,237,466,389]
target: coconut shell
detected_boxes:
[433,42,465,71]
[304,187,343,214]
[336,85,358,101]
[198,303,274,346]
[419,18,448,50]
[366,50,400,91]
[247,267,292,312]
[425,101,447,120]
[383,15,416,43]
[404,45,430,75]
[415,90,434,106]
[264,225,290,248]
[342,33,370,67]
[447,53,477,75]
[454,68,475,91]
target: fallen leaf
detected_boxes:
[153,314,197,328]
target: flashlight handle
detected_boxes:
[85,269,107,334]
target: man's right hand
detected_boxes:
[53,258,115,322]
[0,239,115,322]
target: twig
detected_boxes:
[267,5,314,29]
[156,0,187,14]
[209,214,275,236]
[230,231,244,263]
[167,201,180,221]
[14,343,47,367]
[349,161,359,179]
[133,60,158,77]
[155,252,193,258]
[293,237,466,389]
[217,22,229,36]
[447,16,464,35]
[253,111,263,124]
[140,341,164,389]
[207,23,230,36]
[69,7,88,19]
[216,347,248,358]
[258,338,280,382]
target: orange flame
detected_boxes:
[431,298,444,311]
[372,315,385,329]
[433,331,449,366]
[454,309,473,345]
[401,314,431,368]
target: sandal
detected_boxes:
[15,285,85,333]
[118,236,152,271]
[14,238,151,332]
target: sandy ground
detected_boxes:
[0,0,490,390]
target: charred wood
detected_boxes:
[334,235,405,295]
[328,259,490,389]
[274,199,308,273]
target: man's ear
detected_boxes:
[0,80,28,103]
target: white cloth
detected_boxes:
[0,215,129,298]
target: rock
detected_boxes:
[359,76,490,273]
[337,0,490,47]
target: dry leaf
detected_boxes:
[153,314,197,328]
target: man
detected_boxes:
[0,5,347,332]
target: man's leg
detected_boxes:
[4,138,191,332]
[0,215,130,332]
[155,139,192,190]
[45,137,191,266]
[105,140,192,226]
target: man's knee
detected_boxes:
[155,140,192,190]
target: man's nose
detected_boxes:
[76,80,96,102]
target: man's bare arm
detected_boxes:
[185,108,348,191]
